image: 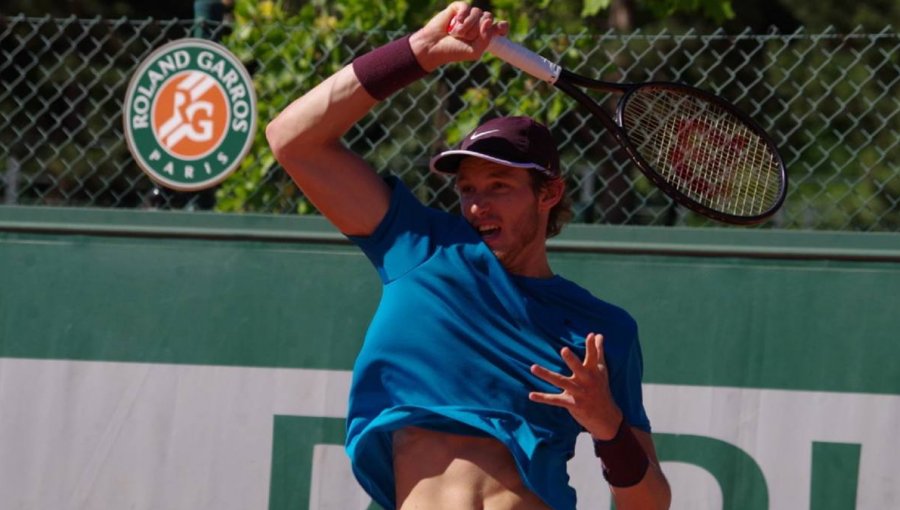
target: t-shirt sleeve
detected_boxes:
[611,330,652,433]
[347,176,440,284]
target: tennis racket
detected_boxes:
[485,36,787,225]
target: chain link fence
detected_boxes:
[1,15,898,230]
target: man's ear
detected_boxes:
[538,178,565,211]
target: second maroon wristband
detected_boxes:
[592,419,650,487]
[352,34,429,101]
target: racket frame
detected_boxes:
[487,36,788,225]
[559,71,788,224]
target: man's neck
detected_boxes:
[500,249,554,279]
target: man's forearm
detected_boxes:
[610,460,671,509]
[608,429,671,509]
[264,3,508,236]
[266,64,376,157]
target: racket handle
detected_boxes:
[487,36,561,84]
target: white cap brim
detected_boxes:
[429,149,552,175]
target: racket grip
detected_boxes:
[487,36,561,84]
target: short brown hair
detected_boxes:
[530,172,573,238]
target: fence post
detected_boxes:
[4,157,20,206]
[193,0,225,40]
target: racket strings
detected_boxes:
[621,88,783,217]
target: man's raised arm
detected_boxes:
[265,2,507,236]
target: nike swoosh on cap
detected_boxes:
[469,128,501,140]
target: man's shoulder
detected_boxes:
[551,276,638,330]
[384,175,460,223]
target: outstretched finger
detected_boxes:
[582,332,599,367]
[560,347,588,378]
[530,363,577,391]
[593,333,607,367]
[528,390,575,409]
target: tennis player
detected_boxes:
[266,3,670,509]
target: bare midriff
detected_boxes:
[393,426,552,510]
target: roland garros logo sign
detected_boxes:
[124,39,256,191]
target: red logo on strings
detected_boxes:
[669,119,748,200]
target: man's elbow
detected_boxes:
[264,116,289,160]
[265,115,328,167]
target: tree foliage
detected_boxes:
[215,0,740,214]
[213,0,899,230]
[1,0,193,18]
[3,0,896,229]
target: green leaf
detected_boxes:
[581,0,612,17]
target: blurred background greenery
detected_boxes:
[1,1,897,229]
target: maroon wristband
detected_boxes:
[351,34,428,101]
[592,419,650,488]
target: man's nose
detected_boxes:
[467,194,491,216]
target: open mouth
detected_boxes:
[477,224,501,241]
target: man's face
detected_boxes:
[455,159,549,273]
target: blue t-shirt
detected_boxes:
[346,177,650,510]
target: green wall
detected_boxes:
[2,206,900,509]
[2,206,898,395]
